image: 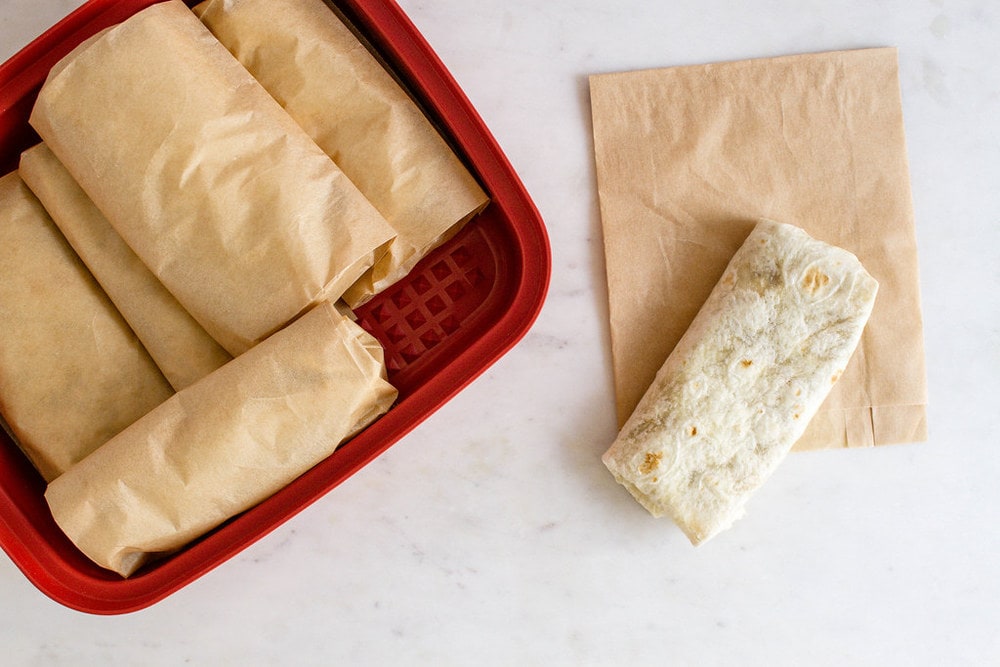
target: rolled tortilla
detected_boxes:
[45,302,398,577]
[194,0,489,307]
[602,220,878,545]
[29,0,396,355]
[0,172,174,482]
[19,143,232,391]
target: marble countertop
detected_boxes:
[1,0,997,664]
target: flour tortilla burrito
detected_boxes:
[0,171,173,482]
[603,220,878,544]
[45,302,397,576]
[30,0,396,355]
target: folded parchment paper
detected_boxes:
[194,0,489,307]
[29,0,396,355]
[590,47,927,450]
[19,144,232,391]
[45,301,398,577]
[0,172,174,482]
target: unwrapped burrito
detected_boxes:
[29,0,397,355]
[602,220,878,544]
[18,143,232,391]
[0,171,174,482]
[45,302,398,577]
[194,0,489,307]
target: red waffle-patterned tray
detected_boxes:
[0,0,549,614]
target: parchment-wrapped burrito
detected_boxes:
[194,0,489,307]
[19,144,232,391]
[29,0,396,355]
[602,220,878,545]
[45,302,398,577]
[0,172,174,482]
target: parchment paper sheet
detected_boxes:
[29,0,397,355]
[590,47,927,450]
[45,302,398,577]
[0,172,174,482]
[194,0,489,307]
[19,144,232,391]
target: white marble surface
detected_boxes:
[1,0,998,664]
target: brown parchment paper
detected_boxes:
[19,144,232,391]
[194,0,489,307]
[590,47,927,450]
[45,301,398,577]
[29,0,397,356]
[0,172,174,482]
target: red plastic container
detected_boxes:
[0,0,549,614]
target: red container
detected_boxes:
[0,0,549,614]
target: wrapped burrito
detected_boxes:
[194,0,489,306]
[45,302,398,577]
[602,220,878,544]
[0,172,174,482]
[19,144,232,391]
[29,0,397,355]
